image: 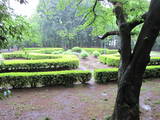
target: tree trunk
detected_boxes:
[111,0,160,120]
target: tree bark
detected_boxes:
[111,0,160,120]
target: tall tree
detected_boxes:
[97,0,160,119]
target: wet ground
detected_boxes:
[0,55,160,120]
[0,80,159,120]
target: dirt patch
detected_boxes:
[0,80,159,120]
[78,56,113,71]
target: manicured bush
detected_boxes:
[99,55,120,67]
[93,51,101,58]
[0,58,79,72]
[0,70,92,88]
[52,50,64,54]
[63,50,73,55]
[94,65,160,83]
[28,48,64,54]
[94,68,118,83]
[72,47,82,53]
[148,57,160,65]
[80,51,89,59]
[2,52,79,60]
[106,49,118,54]
[99,54,160,67]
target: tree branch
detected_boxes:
[87,0,98,26]
[128,12,148,31]
[98,31,120,39]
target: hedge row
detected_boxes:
[0,70,91,88]
[0,58,79,72]
[99,55,160,67]
[82,48,118,54]
[94,65,160,83]
[99,55,120,67]
[2,52,70,60]
[28,48,64,54]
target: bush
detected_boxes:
[80,51,89,59]
[0,58,79,72]
[99,55,120,67]
[98,54,160,67]
[52,50,64,54]
[94,65,160,83]
[93,51,100,58]
[106,49,118,54]
[0,70,92,88]
[29,48,64,54]
[72,47,82,53]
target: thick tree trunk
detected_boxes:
[111,0,160,120]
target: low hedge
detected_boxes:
[83,48,118,54]
[99,55,120,67]
[0,58,79,72]
[30,48,64,54]
[99,55,160,67]
[0,70,91,88]
[94,65,160,83]
[2,52,65,60]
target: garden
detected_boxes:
[1,0,160,120]
[0,47,160,120]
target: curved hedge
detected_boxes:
[0,70,91,88]
[1,53,79,72]
[23,48,64,54]
[0,58,79,72]
[2,52,72,60]
[99,55,160,67]
[94,65,160,83]
[83,48,118,54]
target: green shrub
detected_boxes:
[29,48,64,54]
[148,57,160,65]
[0,70,92,88]
[94,65,160,83]
[72,47,82,53]
[94,68,118,83]
[52,50,64,54]
[99,55,120,67]
[63,50,73,55]
[106,49,118,54]
[0,58,79,72]
[93,51,100,58]
[99,55,160,67]
[83,48,107,54]
[80,51,89,59]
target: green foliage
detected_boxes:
[0,57,79,72]
[93,51,100,58]
[99,55,120,67]
[0,70,91,88]
[28,48,64,54]
[52,50,64,54]
[80,50,89,59]
[94,68,118,83]
[72,47,82,53]
[94,65,160,83]
[99,54,160,67]
[83,48,107,54]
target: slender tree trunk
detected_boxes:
[111,0,160,120]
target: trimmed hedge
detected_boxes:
[83,48,118,54]
[0,70,91,88]
[2,52,66,60]
[94,65,160,83]
[99,55,160,67]
[23,48,64,54]
[0,58,79,72]
[99,55,120,67]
